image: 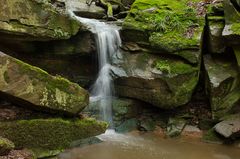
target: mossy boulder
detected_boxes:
[112,51,199,109]
[121,0,204,63]
[0,118,107,158]
[0,51,89,115]
[0,137,15,155]
[204,54,240,119]
[222,0,240,44]
[0,0,81,40]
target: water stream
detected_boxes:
[73,16,121,126]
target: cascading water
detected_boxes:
[69,12,121,126]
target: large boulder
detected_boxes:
[121,0,205,64]
[0,51,89,115]
[0,0,81,40]
[112,51,199,109]
[0,118,107,158]
[204,54,240,119]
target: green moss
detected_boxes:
[202,129,224,144]
[0,0,80,40]
[155,59,197,75]
[0,137,15,155]
[0,118,107,158]
[13,56,86,97]
[123,0,204,51]
[231,23,240,35]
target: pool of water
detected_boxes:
[58,130,240,159]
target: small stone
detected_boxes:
[166,118,187,137]
[214,116,240,138]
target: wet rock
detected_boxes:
[204,54,240,119]
[66,0,105,19]
[115,118,138,133]
[70,137,102,148]
[0,137,15,156]
[166,118,187,137]
[0,0,81,40]
[113,52,199,109]
[214,116,240,139]
[139,118,156,131]
[0,52,89,115]
[0,118,107,158]
[84,98,141,127]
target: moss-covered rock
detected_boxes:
[0,137,15,155]
[0,118,107,158]
[206,5,225,54]
[113,51,199,109]
[222,0,240,44]
[202,128,224,144]
[204,54,240,119]
[0,0,81,40]
[121,0,204,63]
[0,51,89,115]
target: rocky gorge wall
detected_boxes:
[0,0,239,158]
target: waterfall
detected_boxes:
[72,15,121,126]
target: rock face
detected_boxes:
[222,0,240,44]
[0,118,107,158]
[203,1,240,120]
[65,0,106,19]
[115,0,204,109]
[0,0,81,40]
[214,116,240,139]
[204,55,240,119]
[0,51,89,115]
[206,3,225,54]
[113,52,199,109]
[0,137,15,156]
[0,30,96,87]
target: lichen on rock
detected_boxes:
[0,51,89,115]
[0,0,81,40]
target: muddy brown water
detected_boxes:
[58,130,240,159]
